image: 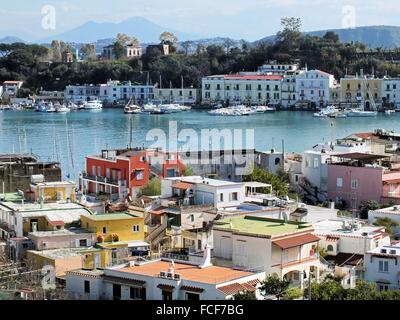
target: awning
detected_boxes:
[180,285,204,293]
[103,276,146,287]
[172,182,193,190]
[217,282,256,296]
[273,234,320,249]
[157,284,175,291]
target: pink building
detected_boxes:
[327,153,399,210]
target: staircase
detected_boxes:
[145,220,168,250]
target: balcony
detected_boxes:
[81,172,126,187]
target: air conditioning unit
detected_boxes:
[381,249,387,254]
[167,272,174,279]
[159,271,166,278]
[174,273,181,280]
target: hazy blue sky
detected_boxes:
[0,0,398,40]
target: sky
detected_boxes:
[0,0,399,41]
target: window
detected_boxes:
[102,227,107,234]
[132,225,140,232]
[162,290,173,300]
[275,157,280,165]
[327,245,334,252]
[136,170,144,180]
[231,192,238,201]
[185,292,200,300]
[130,287,143,300]
[219,193,224,202]
[84,280,90,294]
[313,158,319,168]
[351,179,359,189]
[113,284,121,300]
[379,260,389,273]
[190,214,195,223]
[79,239,87,247]
[336,178,343,188]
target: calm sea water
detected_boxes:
[1,109,400,180]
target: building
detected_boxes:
[146,44,170,56]
[28,179,76,203]
[2,81,23,97]
[0,201,92,239]
[154,87,201,105]
[258,61,300,76]
[364,243,400,291]
[0,154,61,194]
[340,74,382,110]
[213,215,322,287]
[35,90,65,102]
[80,147,183,199]
[102,43,142,60]
[368,206,400,237]
[281,75,298,108]
[64,84,100,102]
[161,176,245,209]
[99,80,155,104]
[66,248,265,300]
[382,78,400,110]
[62,52,74,63]
[326,153,399,210]
[295,70,335,108]
[202,74,283,106]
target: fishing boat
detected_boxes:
[124,104,141,114]
[56,104,70,113]
[83,98,102,110]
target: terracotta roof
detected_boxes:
[103,275,146,287]
[246,278,261,287]
[172,182,193,190]
[273,234,320,249]
[149,206,167,215]
[334,152,388,161]
[48,220,65,227]
[217,282,256,296]
[353,132,375,139]
[326,235,340,242]
[157,284,175,291]
[118,260,253,284]
[180,285,204,293]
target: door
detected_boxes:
[162,290,173,300]
[113,284,121,300]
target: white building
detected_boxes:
[313,219,390,257]
[3,81,23,97]
[99,80,155,104]
[258,61,300,75]
[369,206,400,237]
[382,78,400,110]
[66,252,265,300]
[213,215,322,288]
[295,70,335,108]
[364,243,400,291]
[154,87,201,105]
[202,74,283,106]
[64,84,100,102]
[161,176,245,209]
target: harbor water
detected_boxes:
[1,109,400,180]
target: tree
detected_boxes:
[51,40,62,62]
[243,167,290,198]
[232,290,257,300]
[323,31,340,43]
[223,38,236,54]
[159,32,178,47]
[113,41,125,60]
[373,217,399,237]
[359,200,380,219]
[260,275,290,300]
[81,44,96,61]
[140,178,161,196]
[182,165,195,176]
[276,17,302,48]
[308,278,346,300]
[181,41,192,56]
[282,287,303,300]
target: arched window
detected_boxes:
[327,244,334,252]
[275,157,280,165]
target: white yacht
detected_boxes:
[83,99,102,110]
[56,104,70,113]
[347,109,377,117]
[124,104,141,114]
[142,103,159,113]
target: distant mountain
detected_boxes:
[256,26,400,49]
[0,36,25,44]
[39,17,203,44]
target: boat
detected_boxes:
[385,109,396,115]
[67,102,79,111]
[83,99,102,110]
[142,103,159,113]
[347,109,377,117]
[313,111,328,118]
[124,103,141,114]
[56,104,70,113]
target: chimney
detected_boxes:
[198,244,212,269]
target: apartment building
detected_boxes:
[382,77,400,109]
[340,75,382,110]
[258,61,300,75]
[154,87,201,105]
[2,81,23,97]
[202,74,283,106]
[64,84,101,102]
[99,80,154,104]
[295,70,335,108]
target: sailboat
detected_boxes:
[347,81,377,117]
[124,97,141,114]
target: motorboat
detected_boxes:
[124,104,141,114]
[142,103,159,113]
[67,102,79,111]
[347,109,377,117]
[56,104,70,113]
[385,109,396,115]
[83,99,102,110]
[313,111,328,118]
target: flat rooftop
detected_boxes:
[28,248,92,260]
[213,215,312,237]
[0,192,23,202]
[313,219,385,237]
[115,260,253,284]
[166,176,243,187]
[86,213,139,221]
[29,228,94,237]
[370,206,400,216]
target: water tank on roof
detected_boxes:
[31,174,44,183]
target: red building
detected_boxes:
[80,147,183,199]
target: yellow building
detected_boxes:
[80,213,145,244]
[340,76,382,110]
[29,181,76,202]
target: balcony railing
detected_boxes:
[82,172,126,187]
